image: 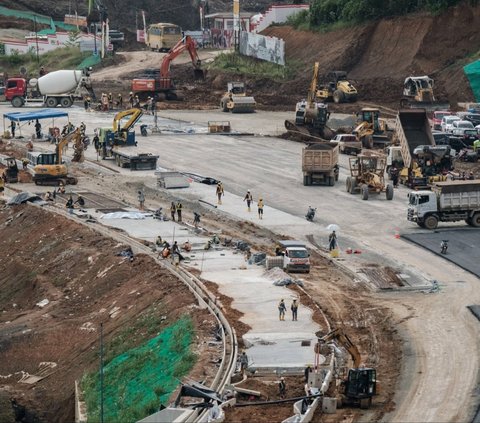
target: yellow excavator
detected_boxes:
[317,328,377,409]
[284,62,331,138]
[32,129,81,186]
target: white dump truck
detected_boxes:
[407,180,480,229]
[5,68,94,108]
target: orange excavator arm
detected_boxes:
[160,36,203,79]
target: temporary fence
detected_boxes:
[464,59,480,102]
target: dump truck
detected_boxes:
[407,180,480,229]
[302,143,339,186]
[99,108,159,170]
[220,82,256,113]
[395,109,452,188]
[400,76,449,111]
[5,68,94,108]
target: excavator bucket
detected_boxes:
[194,68,205,80]
[229,96,256,113]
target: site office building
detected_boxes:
[204,12,254,31]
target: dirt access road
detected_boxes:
[91,49,223,82]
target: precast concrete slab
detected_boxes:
[198,250,321,369]
[402,229,480,277]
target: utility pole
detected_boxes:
[100,322,104,423]
[233,0,240,51]
[33,15,39,64]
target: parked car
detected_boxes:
[432,131,450,145]
[451,120,474,136]
[431,110,452,130]
[441,115,460,132]
[330,134,361,154]
[464,113,480,126]
[461,129,479,145]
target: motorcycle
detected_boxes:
[306,206,316,222]
[440,240,448,254]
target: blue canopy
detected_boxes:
[3,109,69,122]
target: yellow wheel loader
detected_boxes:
[220,82,256,113]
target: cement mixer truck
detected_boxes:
[5,68,94,108]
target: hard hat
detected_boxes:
[130,91,133,94]
[247,189,250,192]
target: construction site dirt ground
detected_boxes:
[0,154,401,423]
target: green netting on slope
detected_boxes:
[83,317,196,423]
[78,54,101,69]
[0,6,76,32]
[464,60,480,103]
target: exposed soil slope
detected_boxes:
[0,204,216,422]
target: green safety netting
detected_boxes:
[83,317,196,423]
[0,6,76,32]
[464,60,480,102]
[78,54,101,70]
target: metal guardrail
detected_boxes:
[28,204,238,423]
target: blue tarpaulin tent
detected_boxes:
[3,109,69,139]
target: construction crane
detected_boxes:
[284,62,332,138]
[317,328,377,409]
[132,35,204,101]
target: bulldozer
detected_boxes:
[2,157,19,183]
[31,130,80,186]
[220,82,256,113]
[316,328,377,409]
[353,108,391,149]
[284,62,333,138]
[400,76,449,110]
[346,151,394,201]
[316,71,358,103]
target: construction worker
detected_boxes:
[239,351,248,373]
[117,93,123,109]
[134,95,141,108]
[170,201,176,221]
[10,121,15,138]
[193,212,201,228]
[176,201,183,222]
[84,96,89,111]
[390,165,399,188]
[74,195,85,208]
[137,190,145,211]
[108,93,113,109]
[39,66,46,76]
[216,181,224,204]
[35,119,42,139]
[0,175,4,196]
[257,197,264,219]
[22,158,29,170]
[57,182,66,194]
[473,138,480,152]
[329,231,337,251]
[66,195,74,214]
[291,299,298,321]
[243,190,253,212]
[129,92,134,108]
[44,191,54,202]
[155,235,163,248]
[278,299,286,321]
[172,241,184,261]
[279,377,286,398]
[145,97,153,114]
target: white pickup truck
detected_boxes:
[330,134,361,155]
[277,240,311,273]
